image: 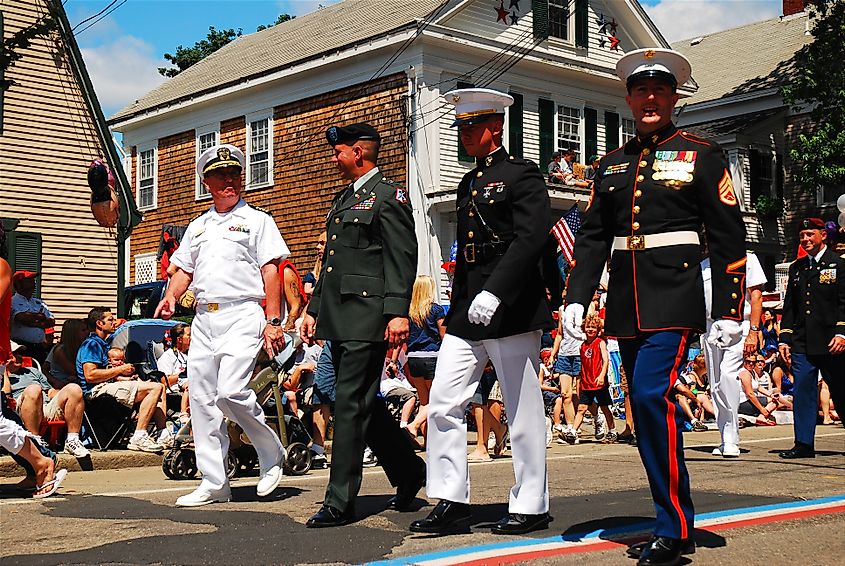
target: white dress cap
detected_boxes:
[615,48,692,89]
[197,144,245,178]
[444,87,514,127]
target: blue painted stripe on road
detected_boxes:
[368,494,845,566]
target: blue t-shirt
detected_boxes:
[407,303,445,353]
[76,333,109,395]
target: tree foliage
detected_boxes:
[256,13,294,32]
[780,0,845,192]
[158,26,243,77]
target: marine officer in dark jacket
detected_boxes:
[300,123,426,527]
[410,88,554,536]
[563,49,747,566]
[778,217,845,459]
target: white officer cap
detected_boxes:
[196,144,244,178]
[616,48,692,91]
[444,88,514,127]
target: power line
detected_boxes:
[74,0,128,36]
[70,0,120,31]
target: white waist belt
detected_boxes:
[611,231,700,251]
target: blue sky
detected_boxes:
[65,0,783,117]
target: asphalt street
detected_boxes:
[1,424,843,565]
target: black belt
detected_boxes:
[464,241,510,263]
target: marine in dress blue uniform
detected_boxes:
[410,89,554,536]
[778,218,845,459]
[564,49,747,566]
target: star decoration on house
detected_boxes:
[609,35,621,50]
[509,0,521,10]
[495,1,509,23]
[599,36,606,48]
[596,13,609,35]
[510,11,519,24]
[609,18,618,35]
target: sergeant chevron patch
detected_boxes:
[718,170,737,206]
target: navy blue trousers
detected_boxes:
[619,331,695,540]
[791,352,845,447]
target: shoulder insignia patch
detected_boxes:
[717,170,737,206]
[394,186,409,204]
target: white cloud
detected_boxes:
[80,36,168,117]
[643,0,782,43]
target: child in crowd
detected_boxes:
[107,347,138,381]
[677,354,715,431]
[674,377,708,431]
[571,315,617,444]
[281,341,322,417]
[538,348,564,444]
[156,323,191,424]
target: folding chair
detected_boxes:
[81,396,135,451]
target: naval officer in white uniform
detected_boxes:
[157,144,287,507]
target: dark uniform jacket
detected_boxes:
[307,170,417,342]
[445,147,554,340]
[780,247,845,356]
[568,123,747,337]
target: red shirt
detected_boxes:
[579,337,606,391]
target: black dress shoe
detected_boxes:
[386,475,426,511]
[627,536,695,558]
[635,536,690,566]
[490,512,553,535]
[779,443,815,459]
[409,500,471,533]
[305,505,354,528]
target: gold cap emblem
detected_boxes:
[452,95,460,103]
[644,49,656,59]
[218,147,231,160]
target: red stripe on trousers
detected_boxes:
[665,330,690,539]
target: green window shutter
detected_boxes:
[585,107,598,160]
[457,81,474,163]
[604,111,619,152]
[533,0,549,40]
[7,231,43,297]
[538,98,555,171]
[575,0,589,48]
[508,92,524,158]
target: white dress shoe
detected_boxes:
[721,444,740,457]
[711,445,723,456]
[257,464,283,497]
[176,487,231,507]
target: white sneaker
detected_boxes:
[64,437,90,458]
[487,431,497,451]
[257,463,284,497]
[157,429,174,449]
[595,412,607,440]
[711,446,723,456]
[127,433,164,453]
[562,427,578,445]
[176,486,231,507]
[362,446,378,467]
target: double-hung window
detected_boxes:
[247,112,272,188]
[557,105,581,161]
[195,125,219,199]
[137,145,157,211]
[621,118,636,145]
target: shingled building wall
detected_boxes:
[128,72,409,283]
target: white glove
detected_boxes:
[707,320,744,349]
[563,303,586,341]
[467,290,501,326]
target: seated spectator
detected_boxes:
[380,348,417,431]
[43,318,87,388]
[76,306,168,452]
[738,356,778,426]
[682,354,716,422]
[547,151,566,183]
[281,341,322,417]
[571,315,617,443]
[674,378,707,432]
[538,348,564,443]
[585,155,600,183]
[468,362,507,461]
[3,341,90,457]
[561,149,593,188]
[819,379,839,425]
[9,270,55,364]
[770,355,794,411]
[156,323,191,424]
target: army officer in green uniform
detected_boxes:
[300,123,426,527]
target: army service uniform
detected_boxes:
[568,122,747,540]
[780,245,845,448]
[426,146,554,514]
[307,166,424,514]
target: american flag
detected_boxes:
[551,204,582,264]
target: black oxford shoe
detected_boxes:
[779,442,815,459]
[490,512,553,535]
[305,505,354,528]
[409,500,471,533]
[627,536,695,558]
[636,536,689,566]
[386,475,426,511]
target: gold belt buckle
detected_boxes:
[626,235,645,251]
[207,303,219,312]
[464,244,476,263]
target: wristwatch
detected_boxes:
[267,318,282,326]
[750,325,760,331]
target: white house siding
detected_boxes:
[0,0,119,327]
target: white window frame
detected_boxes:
[195,124,219,200]
[817,186,841,206]
[136,143,158,211]
[246,110,273,190]
[548,1,571,43]
[556,103,583,162]
[134,252,157,285]
[621,117,636,145]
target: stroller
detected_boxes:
[162,335,313,480]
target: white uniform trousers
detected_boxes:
[701,320,748,449]
[188,301,283,491]
[426,330,549,514]
[0,411,29,454]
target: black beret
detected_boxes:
[326,123,380,146]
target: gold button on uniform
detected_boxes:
[476,171,483,178]
[489,200,495,204]
[633,206,641,214]
[731,308,737,314]
[353,218,359,223]
[637,175,645,182]
[732,293,738,299]
[642,148,651,156]
[632,222,640,230]
[635,190,642,198]
[331,234,337,241]
[609,186,615,192]
[329,250,335,256]
[640,160,648,167]
[472,190,478,196]
[335,218,340,224]
[733,277,739,283]
[468,231,474,238]
[362,291,368,297]
[806,310,811,315]
[683,262,689,268]
[468,211,475,217]
[327,266,333,272]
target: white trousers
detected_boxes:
[0,411,29,454]
[426,331,549,514]
[701,321,748,449]
[188,301,283,491]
